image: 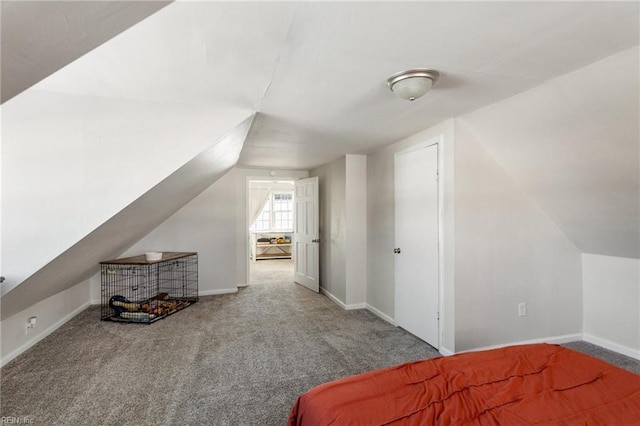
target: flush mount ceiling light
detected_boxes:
[386,69,440,101]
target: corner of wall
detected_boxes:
[345,154,367,306]
[582,253,640,359]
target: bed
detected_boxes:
[288,343,640,425]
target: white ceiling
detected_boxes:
[8,0,639,170]
[0,0,172,103]
[2,1,639,262]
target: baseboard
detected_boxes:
[583,333,640,361]
[1,302,91,368]
[199,288,238,296]
[439,347,454,356]
[320,287,345,308]
[365,304,395,325]
[90,298,101,305]
[237,283,249,288]
[318,287,364,310]
[345,302,366,310]
[457,333,583,354]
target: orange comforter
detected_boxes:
[288,344,640,425]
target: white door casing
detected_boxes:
[294,176,319,292]
[394,143,440,348]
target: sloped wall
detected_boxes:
[458,47,639,259]
[1,1,172,103]
[1,114,254,365]
[454,121,582,351]
[1,92,254,318]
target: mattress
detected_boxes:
[288,343,640,425]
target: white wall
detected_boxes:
[120,169,240,295]
[453,121,582,351]
[582,254,640,359]
[1,279,90,367]
[366,119,455,352]
[345,155,367,307]
[311,157,347,302]
[309,155,368,309]
[90,167,309,296]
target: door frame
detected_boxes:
[245,175,299,285]
[393,135,445,349]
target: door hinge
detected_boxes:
[437,311,440,321]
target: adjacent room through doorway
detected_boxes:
[248,179,295,284]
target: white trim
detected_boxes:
[583,333,640,361]
[1,302,91,368]
[245,173,304,285]
[365,303,396,325]
[346,303,366,310]
[439,347,454,356]
[90,298,101,305]
[199,288,238,296]
[320,287,346,308]
[320,287,365,310]
[455,333,583,355]
[237,283,249,288]
[394,137,441,156]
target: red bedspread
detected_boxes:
[288,344,640,425]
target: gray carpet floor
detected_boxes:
[249,259,293,284]
[1,282,437,425]
[1,281,639,425]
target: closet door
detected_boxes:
[394,143,439,349]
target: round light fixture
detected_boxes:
[386,69,440,101]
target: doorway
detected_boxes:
[248,179,295,284]
[394,141,440,349]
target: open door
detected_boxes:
[294,176,319,292]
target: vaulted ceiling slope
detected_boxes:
[1,114,255,320]
[22,1,639,170]
[459,47,639,259]
[1,0,638,275]
[1,1,172,103]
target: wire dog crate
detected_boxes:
[100,252,198,323]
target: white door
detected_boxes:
[394,143,439,348]
[294,176,319,292]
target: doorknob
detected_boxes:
[312,238,321,243]
[394,248,401,254]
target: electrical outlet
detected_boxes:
[518,303,527,317]
[26,316,37,333]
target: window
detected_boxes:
[252,201,270,231]
[273,193,293,230]
[251,192,293,232]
